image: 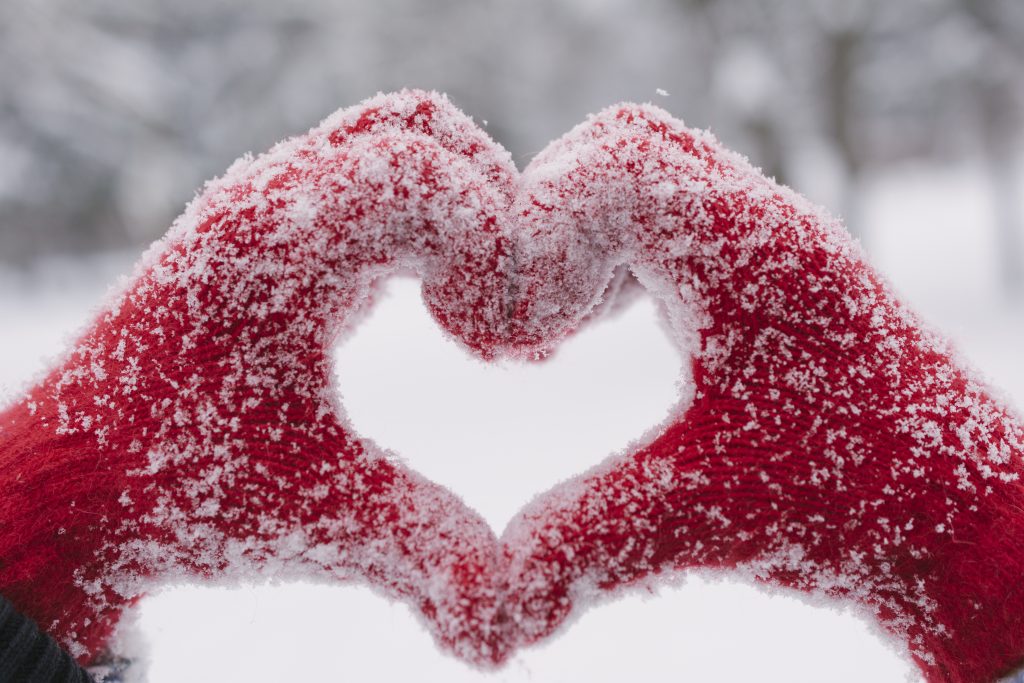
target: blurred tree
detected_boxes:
[0,0,1021,293]
[671,0,1024,291]
[957,0,1024,295]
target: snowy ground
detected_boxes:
[2,162,1022,682]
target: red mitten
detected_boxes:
[501,105,1024,683]
[0,91,518,666]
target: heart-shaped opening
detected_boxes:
[129,270,917,680]
[332,275,685,533]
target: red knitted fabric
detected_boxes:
[0,92,520,665]
[501,106,1024,683]
[1,91,1023,683]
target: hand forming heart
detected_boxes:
[1,91,1023,683]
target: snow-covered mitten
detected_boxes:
[501,104,1024,683]
[0,90,517,668]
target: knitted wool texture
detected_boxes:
[1,91,1023,683]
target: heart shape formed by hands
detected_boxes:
[2,91,1024,683]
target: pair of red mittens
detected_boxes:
[2,90,1023,683]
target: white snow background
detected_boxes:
[2,162,1023,682]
